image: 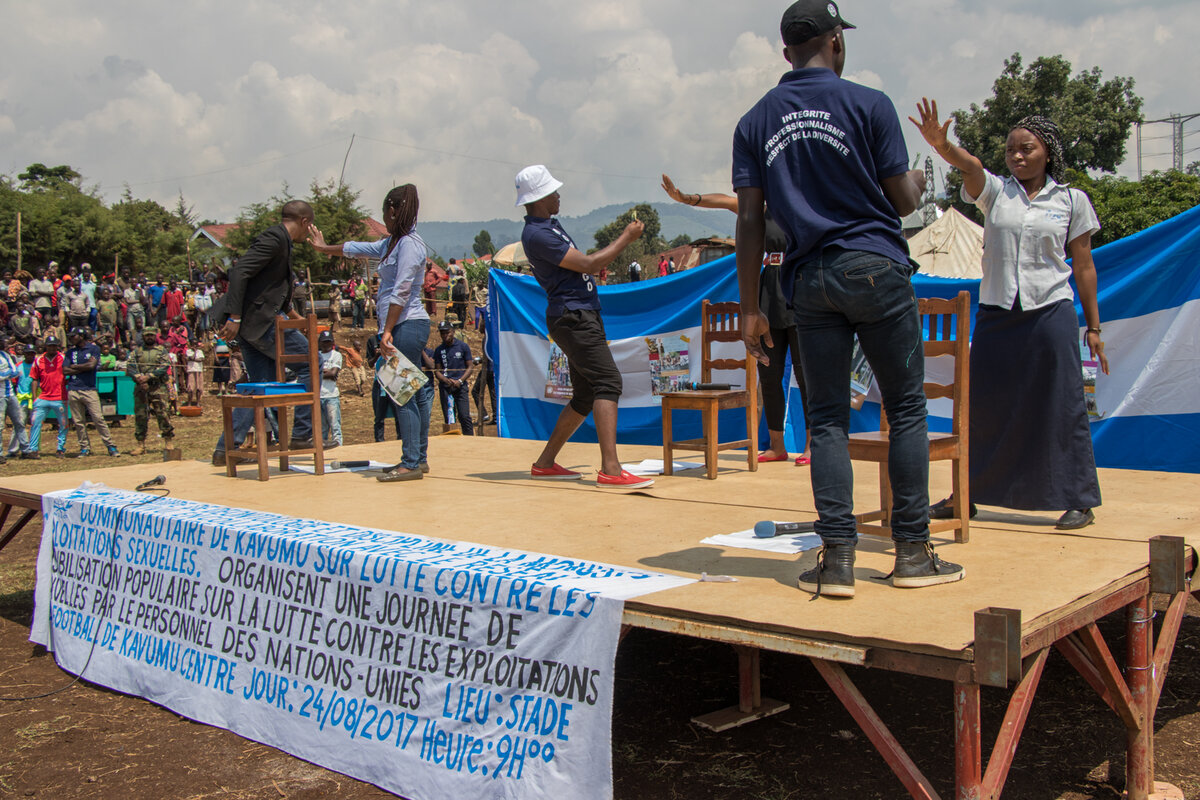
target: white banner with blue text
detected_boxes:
[30,486,693,800]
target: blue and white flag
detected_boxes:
[488,204,1200,474]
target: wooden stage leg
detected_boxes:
[0,503,38,554]
[223,405,237,478]
[691,645,789,732]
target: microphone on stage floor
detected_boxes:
[135,475,167,492]
[686,382,739,390]
[753,520,817,538]
[330,460,371,470]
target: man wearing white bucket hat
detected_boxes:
[516,164,652,489]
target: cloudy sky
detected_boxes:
[2,0,1197,225]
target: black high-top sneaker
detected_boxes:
[892,541,965,588]
[797,542,856,598]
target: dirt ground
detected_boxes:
[0,323,1198,799]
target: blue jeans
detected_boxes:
[320,397,343,445]
[3,394,28,455]
[791,248,929,545]
[392,318,432,469]
[215,317,313,451]
[28,398,67,453]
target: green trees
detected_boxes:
[472,229,494,258]
[593,204,667,282]
[944,54,1142,218]
[221,179,369,284]
[1073,170,1200,247]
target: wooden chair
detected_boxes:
[221,315,325,481]
[848,291,971,542]
[661,300,759,479]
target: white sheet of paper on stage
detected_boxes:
[376,350,428,406]
[31,486,695,800]
[702,524,823,554]
[288,460,393,474]
[622,458,704,475]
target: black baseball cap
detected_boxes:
[318,330,334,343]
[781,0,854,45]
[437,320,454,332]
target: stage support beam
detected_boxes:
[0,502,38,554]
[691,645,789,732]
[811,658,941,800]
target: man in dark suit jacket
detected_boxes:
[211,200,316,464]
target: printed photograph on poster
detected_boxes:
[646,334,691,396]
[849,336,874,396]
[545,343,573,399]
[1081,343,1103,418]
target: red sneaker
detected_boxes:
[794,455,811,466]
[596,469,654,489]
[531,462,583,480]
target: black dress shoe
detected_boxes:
[1056,508,1094,530]
[288,437,314,450]
[930,496,977,520]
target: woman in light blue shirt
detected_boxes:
[912,101,1108,531]
[309,185,432,481]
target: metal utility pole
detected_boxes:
[923,157,936,227]
[1136,113,1200,176]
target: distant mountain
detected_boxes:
[417,202,735,261]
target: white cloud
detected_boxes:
[0,1,1196,224]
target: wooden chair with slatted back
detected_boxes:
[847,291,971,542]
[661,300,759,479]
[221,314,325,481]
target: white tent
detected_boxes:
[909,207,984,279]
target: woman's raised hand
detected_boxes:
[909,97,952,151]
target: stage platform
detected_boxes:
[1,435,1196,800]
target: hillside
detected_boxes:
[417,202,734,261]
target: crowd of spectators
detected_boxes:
[0,257,496,460]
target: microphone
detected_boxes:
[686,382,739,390]
[329,460,371,470]
[753,520,816,538]
[135,475,167,492]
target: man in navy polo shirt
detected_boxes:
[432,320,476,435]
[64,327,120,457]
[732,0,963,597]
[516,164,652,489]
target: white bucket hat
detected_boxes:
[514,165,563,207]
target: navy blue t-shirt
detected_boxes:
[521,215,600,317]
[64,344,101,391]
[433,339,472,382]
[733,68,911,275]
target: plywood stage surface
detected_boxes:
[4,435,1197,663]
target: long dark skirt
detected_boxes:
[969,299,1101,511]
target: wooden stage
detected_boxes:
[1,435,1196,800]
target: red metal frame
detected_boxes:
[0,497,39,555]
[689,536,1194,799]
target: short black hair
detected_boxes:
[282,200,315,222]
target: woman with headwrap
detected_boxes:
[911,100,1108,530]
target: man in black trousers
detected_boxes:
[211,200,317,465]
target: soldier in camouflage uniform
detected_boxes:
[126,327,175,455]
